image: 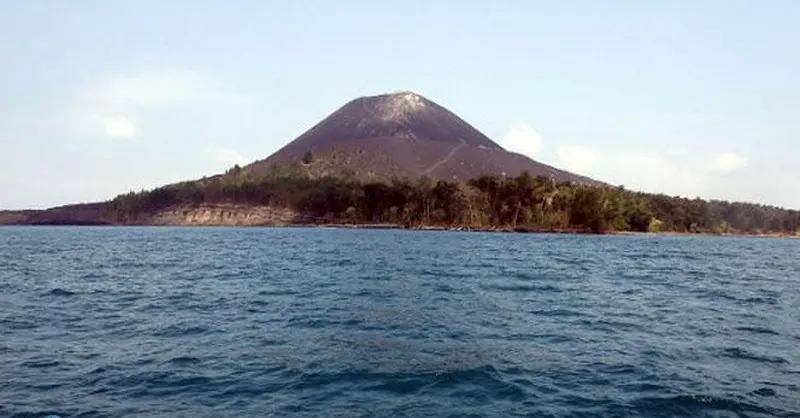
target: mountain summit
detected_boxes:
[248,91,603,185]
[270,91,503,150]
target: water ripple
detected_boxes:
[1,227,799,417]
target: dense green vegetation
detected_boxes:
[107,164,800,234]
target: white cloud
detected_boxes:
[550,146,683,194]
[665,147,689,157]
[556,146,596,174]
[710,153,748,174]
[499,120,752,200]
[76,113,137,139]
[546,145,752,200]
[68,69,251,139]
[208,147,249,167]
[83,70,250,107]
[103,116,136,138]
[603,151,704,196]
[500,122,542,157]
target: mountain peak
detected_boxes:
[377,89,424,98]
[249,92,605,186]
[371,91,428,121]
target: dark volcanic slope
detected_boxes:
[0,203,111,225]
[248,92,605,185]
[266,92,503,156]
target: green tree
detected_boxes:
[101,166,800,234]
[569,187,607,233]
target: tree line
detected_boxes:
[106,164,800,234]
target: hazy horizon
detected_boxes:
[2,1,799,210]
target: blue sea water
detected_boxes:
[1,227,799,418]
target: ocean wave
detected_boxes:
[2,228,799,417]
[152,324,212,338]
[719,347,789,365]
[735,326,781,336]
[45,288,76,297]
[630,394,789,417]
[479,282,562,293]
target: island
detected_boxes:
[2,92,798,236]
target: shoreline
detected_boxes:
[305,223,800,238]
[2,220,797,239]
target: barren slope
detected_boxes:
[247,91,605,185]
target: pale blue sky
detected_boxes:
[1,1,798,209]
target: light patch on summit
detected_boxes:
[377,91,426,121]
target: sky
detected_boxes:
[1,0,799,209]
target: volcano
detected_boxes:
[247,91,604,185]
[0,91,608,226]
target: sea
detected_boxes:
[1,227,798,418]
